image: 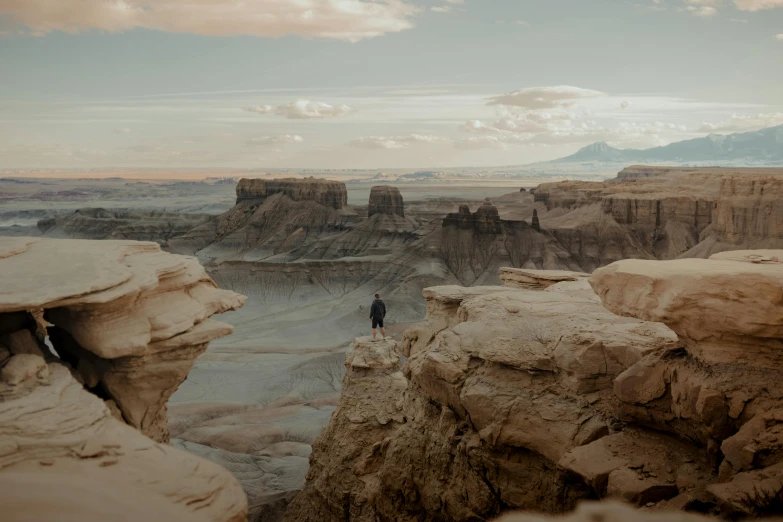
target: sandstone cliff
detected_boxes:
[0,236,246,443]
[236,178,348,209]
[0,236,248,521]
[368,185,405,218]
[286,254,783,521]
[532,166,783,266]
[285,274,681,521]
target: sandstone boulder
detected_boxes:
[590,251,783,366]
[500,267,589,291]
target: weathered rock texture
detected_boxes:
[500,267,589,291]
[36,207,211,245]
[368,185,405,218]
[0,354,248,522]
[287,255,783,521]
[235,178,348,209]
[442,198,502,234]
[285,276,681,521]
[533,166,783,267]
[0,237,246,443]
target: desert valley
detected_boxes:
[2,1,783,520]
[2,162,783,521]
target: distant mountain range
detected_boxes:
[553,124,783,164]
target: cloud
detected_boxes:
[687,5,718,16]
[734,0,783,10]
[487,85,606,110]
[696,112,783,133]
[620,101,632,110]
[431,6,452,13]
[113,127,132,134]
[246,135,304,146]
[0,0,418,42]
[461,108,580,136]
[243,105,273,114]
[777,33,783,39]
[454,135,530,150]
[243,100,354,119]
[348,134,445,149]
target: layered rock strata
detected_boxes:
[587,250,783,516]
[235,178,348,209]
[368,186,405,218]
[499,267,589,291]
[442,199,502,234]
[288,253,783,520]
[285,277,679,521]
[0,237,246,443]
[533,166,783,262]
[0,352,247,522]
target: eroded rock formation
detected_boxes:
[36,207,211,244]
[286,253,783,521]
[285,275,680,521]
[235,177,348,209]
[0,237,246,443]
[443,198,502,234]
[0,354,247,522]
[533,166,783,265]
[368,185,405,218]
[0,236,248,521]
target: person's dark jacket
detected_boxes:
[370,299,386,319]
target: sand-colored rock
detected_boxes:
[346,337,400,370]
[368,185,405,217]
[0,237,245,442]
[0,356,247,522]
[590,251,783,366]
[500,267,589,290]
[533,166,783,267]
[589,252,783,509]
[285,277,679,522]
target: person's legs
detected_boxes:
[372,328,377,340]
[381,326,387,338]
[372,317,378,340]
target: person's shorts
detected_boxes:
[372,317,384,328]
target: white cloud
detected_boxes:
[487,85,606,110]
[246,135,304,146]
[620,101,632,110]
[243,100,354,119]
[0,0,418,42]
[777,33,783,39]
[687,5,718,16]
[243,105,273,114]
[697,112,783,133]
[349,134,445,149]
[431,6,452,13]
[734,0,783,10]
[113,127,132,134]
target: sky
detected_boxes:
[0,0,782,170]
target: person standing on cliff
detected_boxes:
[370,294,387,341]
